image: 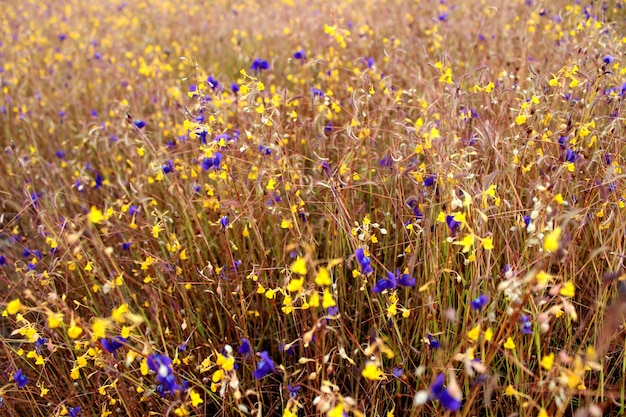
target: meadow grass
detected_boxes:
[1,0,626,416]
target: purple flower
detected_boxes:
[380,155,393,168]
[35,337,47,354]
[392,367,403,378]
[252,351,276,379]
[423,176,436,187]
[470,294,488,310]
[310,87,324,98]
[13,369,28,387]
[100,336,127,354]
[407,199,423,220]
[293,49,306,60]
[287,384,301,397]
[238,338,251,357]
[231,83,240,94]
[355,248,374,275]
[445,215,461,234]
[373,271,397,293]
[134,120,146,129]
[429,374,462,411]
[373,269,414,293]
[250,58,270,73]
[201,152,223,170]
[603,54,614,65]
[520,315,532,335]
[147,354,180,394]
[427,334,440,349]
[207,76,219,90]
[565,148,577,163]
[397,271,416,287]
[69,407,81,417]
[219,216,229,230]
[162,160,174,174]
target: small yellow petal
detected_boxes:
[290,257,307,276]
[560,281,575,298]
[503,337,516,350]
[543,227,561,253]
[468,325,481,341]
[540,353,555,371]
[6,298,23,315]
[361,362,384,380]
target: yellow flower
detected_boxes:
[322,289,336,308]
[315,267,332,286]
[538,408,548,417]
[361,362,384,380]
[515,114,527,125]
[290,257,307,276]
[543,227,561,252]
[68,321,83,339]
[328,404,344,417]
[111,304,128,324]
[308,292,320,307]
[88,206,105,224]
[454,233,475,253]
[503,337,516,350]
[560,281,575,297]
[6,298,23,315]
[174,405,189,417]
[536,271,553,287]
[189,390,204,407]
[541,353,555,371]
[91,318,111,339]
[484,328,493,342]
[287,277,304,292]
[212,369,224,383]
[468,325,481,341]
[482,236,494,250]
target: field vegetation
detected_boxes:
[1,0,626,416]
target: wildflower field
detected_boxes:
[2,0,626,415]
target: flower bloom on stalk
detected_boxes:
[238,338,252,359]
[429,373,462,411]
[13,369,28,387]
[355,247,373,275]
[445,215,461,235]
[219,216,229,230]
[250,58,270,73]
[372,269,416,293]
[427,334,440,349]
[201,152,223,171]
[293,49,306,60]
[470,294,488,310]
[147,354,181,394]
[252,351,276,379]
[100,336,127,358]
[519,315,532,335]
